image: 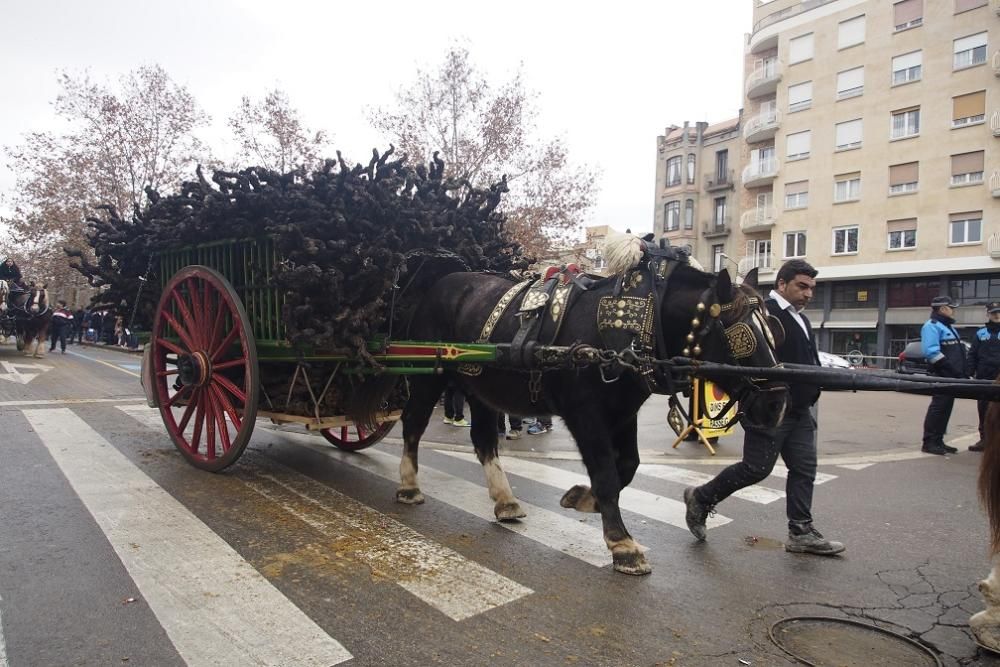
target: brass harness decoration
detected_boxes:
[724,322,757,359]
[458,279,532,376]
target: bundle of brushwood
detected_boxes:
[66,147,529,365]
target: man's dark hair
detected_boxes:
[776,259,818,286]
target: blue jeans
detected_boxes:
[695,408,818,531]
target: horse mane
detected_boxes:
[979,396,1000,552]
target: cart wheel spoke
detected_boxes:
[156,369,180,378]
[210,383,243,431]
[209,389,232,453]
[165,383,193,408]
[321,421,397,452]
[212,358,247,371]
[214,374,247,404]
[162,310,199,354]
[186,278,206,347]
[177,388,200,434]
[211,327,240,363]
[204,389,217,461]
[170,290,201,349]
[157,338,187,357]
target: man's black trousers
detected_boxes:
[922,394,955,447]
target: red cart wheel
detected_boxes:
[320,421,396,451]
[151,266,259,472]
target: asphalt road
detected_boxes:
[0,341,997,666]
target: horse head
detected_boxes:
[27,285,49,315]
[678,266,787,429]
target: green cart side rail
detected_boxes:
[155,237,499,373]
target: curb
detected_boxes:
[75,341,144,356]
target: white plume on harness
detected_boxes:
[602,229,705,274]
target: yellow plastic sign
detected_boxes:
[695,379,737,438]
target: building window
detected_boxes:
[687,154,696,184]
[834,173,861,203]
[712,244,725,272]
[889,162,919,194]
[890,107,919,139]
[789,33,814,63]
[891,51,921,85]
[838,15,866,49]
[788,81,812,112]
[951,151,985,186]
[949,211,983,245]
[835,119,863,151]
[786,130,811,161]
[955,0,988,13]
[785,180,808,209]
[684,199,694,230]
[665,201,680,231]
[715,150,728,181]
[952,91,986,127]
[713,197,727,227]
[951,275,1000,306]
[666,156,682,187]
[836,67,864,99]
[954,32,987,69]
[893,0,923,31]
[833,226,860,255]
[887,219,917,250]
[784,231,807,258]
[832,281,879,308]
[888,277,940,307]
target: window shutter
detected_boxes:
[789,33,814,62]
[838,16,866,49]
[892,51,921,70]
[952,91,985,119]
[785,180,809,195]
[950,211,982,222]
[887,218,917,232]
[837,67,864,93]
[786,131,811,157]
[889,162,919,185]
[954,32,987,53]
[951,151,984,175]
[955,0,987,12]
[788,81,812,105]
[835,119,863,147]
[893,0,922,24]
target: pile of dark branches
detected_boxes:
[66,147,529,362]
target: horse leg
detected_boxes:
[396,375,446,505]
[561,412,650,575]
[34,329,47,358]
[467,395,525,522]
[561,416,640,513]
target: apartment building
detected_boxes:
[656,0,1000,362]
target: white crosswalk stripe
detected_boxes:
[436,451,733,530]
[25,408,353,667]
[636,464,785,504]
[770,464,837,485]
[0,593,8,667]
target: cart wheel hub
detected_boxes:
[177,351,211,386]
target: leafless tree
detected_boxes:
[371,46,599,259]
[228,89,329,172]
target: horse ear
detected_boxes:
[716,269,734,303]
[742,268,759,290]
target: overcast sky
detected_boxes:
[0,0,752,236]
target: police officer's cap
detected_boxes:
[987,301,1000,313]
[931,295,958,308]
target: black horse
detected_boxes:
[353,244,788,575]
[10,285,52,357]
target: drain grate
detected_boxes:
[769,616,941,667]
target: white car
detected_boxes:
[818,351,852,369]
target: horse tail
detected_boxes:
[345,373,400,431]
[979,399,1000,553]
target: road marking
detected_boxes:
[837,463,875,471]
[237,462,533,620]
[0,360,53,385]
[0,593,8,667]
[65,350,140,378]
[24,408,352,666]
[437,451,732,531]
[0,397,145,407]
[770,465,837,485]
[636,464,785,504]
[120,405,613,568]
[118,405,536,617]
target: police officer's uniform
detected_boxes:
[968,301,1000,450]
[921,295,966,454]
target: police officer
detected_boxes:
[920,295,967,455]
[967,301,1000,452]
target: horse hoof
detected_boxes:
[494,501,526,522]
[560,485,600,513]
[612,550,652,576]
[396,488,425,505]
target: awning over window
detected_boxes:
[821,320,878,329]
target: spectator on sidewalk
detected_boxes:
[498,413,523,440]
[71,307,85,344]
[442,382,469,427]
[49,300,73,354]
[527,416,554,435]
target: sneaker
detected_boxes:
[682,487,714,541]
[442,417,455,425]
[506,429,522,440]
[970,440,985,452]
[527,423,551,435]
[451,417,470,427]
[785,526,845,556]
[921,444,950,456]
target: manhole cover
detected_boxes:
[769,616,941,667]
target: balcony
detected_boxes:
[704,170,735,192]
[992,110,1000,137]
[745,61,782,99]
[743,110,781,143]
[738,254,777,275]
[993,49,1000,76]
[742,158,780,188]
[740,207,777,233]
[991,170,1000,197]
[703,219,731,238]
[989,233,1000,259]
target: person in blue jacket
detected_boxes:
[920,295,967,455]
[967,301,1000,452]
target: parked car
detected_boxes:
[897,341,929,375]
[818,351,852,369]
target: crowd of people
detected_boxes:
[43,306,131,354]
[441,381,555,437]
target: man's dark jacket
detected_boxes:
[767,297,821,414]
[970,321,1000,380]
